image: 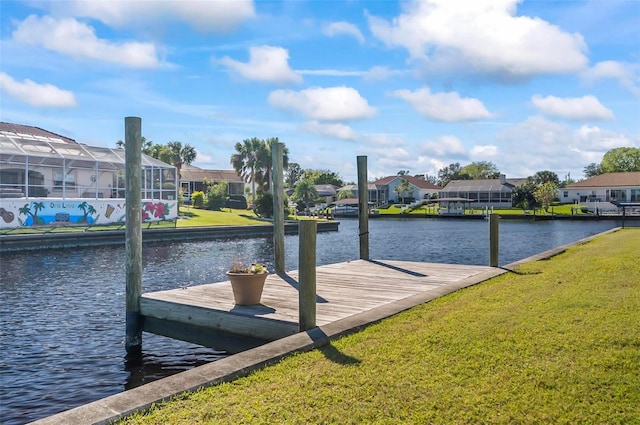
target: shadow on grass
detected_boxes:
[319,343,361,366]
[499,266,541,275]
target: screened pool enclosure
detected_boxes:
[0,127,178,228]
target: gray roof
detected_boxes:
[442,179,514,192]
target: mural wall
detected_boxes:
[0,198,178,229]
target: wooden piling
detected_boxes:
[489,213,499,267]
[272,141,285,273]
[125,117,143,355]
[298,220,317,331]
[357,156,369,260]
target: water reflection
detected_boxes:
[0,218,620,424]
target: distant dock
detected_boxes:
[140,259,505,353]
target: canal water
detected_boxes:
[0,218,620,424]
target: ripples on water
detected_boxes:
[0,218,619,424]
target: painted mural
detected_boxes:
[0,199,177,229]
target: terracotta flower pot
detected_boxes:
[226,272,268,305]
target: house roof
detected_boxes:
[373,175,441,190]
[442,179,514,192]
[566,172,640,188]
[314,184,338,196]
[180,165,243,183]
[340,183,378,191]
[506,178,528,187]
[0,122,77,144]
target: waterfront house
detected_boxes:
[561,172,640,204]
[0,122,178,228]
[372,175,441,204]
[179,164,246,200]
[439,174,519,208]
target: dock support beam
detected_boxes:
[272,140,285,273]
[489,213,499,267]
[125,117,143,355]
[299,220,317,331]
[357,156,369,260]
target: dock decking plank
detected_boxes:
[140,259,494,340]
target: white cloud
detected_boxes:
[12,15,160,68]
[323,21,365,44]
[470,144,498,158]
[268,86,376,121]
[573,125,633,150]
[0,72,77,107]
[368,0,588,80]
[363,66,408,81]
[50,0,255,32]
[581,61,640,98]
[496,116,636,178]
[420,135,468,157]
[391,87,493,122]
[218,46,302,84]
[297,69,365,77]
[300,121,358,140]
[531,95,614,120]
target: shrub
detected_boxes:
[191,191,205,208]
[255,193,273,217]
[206,181,229,211]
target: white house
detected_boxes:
[561,172,640,204]
[372,175,441,204]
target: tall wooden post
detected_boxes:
[489,213,499,267]
[125,117,143,355]
[272,140,285,274]
[357,156,369,260]
[299,220,317,331]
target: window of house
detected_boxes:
[54,171,76,188]
[563,191,568,198]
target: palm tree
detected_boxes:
[167,141,197,179]
[116,136,153,154]
[231,138,290,205]
[231,137,262,207]
[292,179,318,213]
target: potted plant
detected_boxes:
[226,261,268,305]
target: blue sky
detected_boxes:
[1,0,638,183]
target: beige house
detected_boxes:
[179,165,246,199]
[561,172,640,203]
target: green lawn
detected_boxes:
[119,228,640,424]
[176,207,268,227]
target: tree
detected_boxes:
[397,170,409,176]
[303,169,344,187]
[148,144,172,164]
[534,182,558,212]
[394,178,413,204]
[231,137,289,207]
[292,179,318,212]
[599,147,640,173]
[167,141,196,178]
[231,137,262,208]
[530,170,560,186]
[437,163,470,187]
[285,162,303,188]
[205,180,228,211]
[337,189,354,200]
[584,163,601,178]
[512,180,538,211]
[116,136,153,154]
[253,138,290,194]
[460,161,500,180]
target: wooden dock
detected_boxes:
[140,260,502,352]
